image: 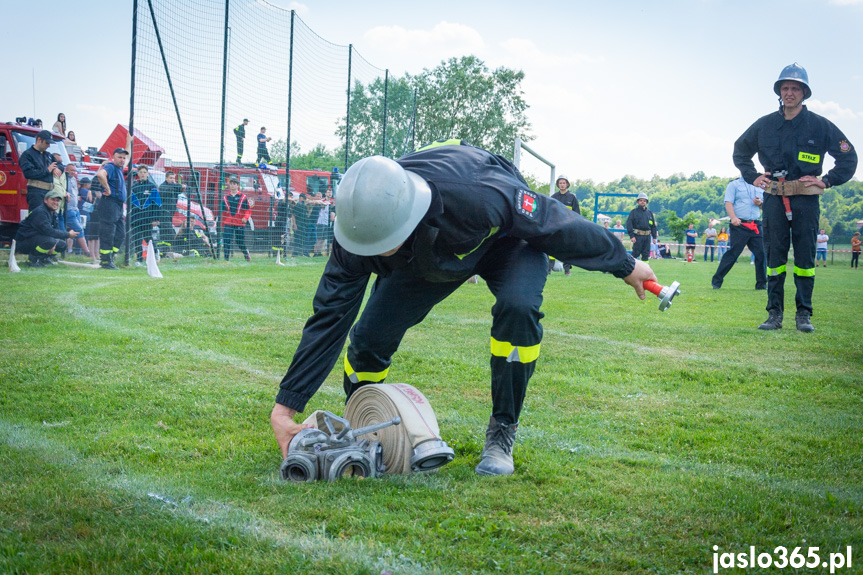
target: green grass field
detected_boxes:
[2,254,861,574]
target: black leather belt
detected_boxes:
[739,219,760,224]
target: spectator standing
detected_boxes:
[64,164,91,257]
[548,174,580,275]
[14,189,79,267]
[159,171,185,251]
[626,192,657,262]
[816,230,829,267]
[612,219,625,242]
[685,224,697,259]
[306,191,323,256]
[704,222,718,261]
[256,127,271,164]
[711,178,767,291]
[716,227,729,259]
[52,113,66,137]
[20,130,61,211]
[130,166,162,264]
[733,63,857,331]
[315,192,331,257]
[851,232,861,269]
[95,148,129,269]
[80,177,100,263]
[221,177,252,261]
[234,119,248,164]
[290,193,310,257]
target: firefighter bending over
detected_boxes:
[270,141,656,476]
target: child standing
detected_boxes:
[221,177,251,261]
[852,232,861,269]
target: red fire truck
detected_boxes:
[0,122,74,242]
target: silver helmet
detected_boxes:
[773,63,811,100]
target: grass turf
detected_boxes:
[1,254,861,574]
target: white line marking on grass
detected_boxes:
[58,292,276,381]
[0,420,430,575]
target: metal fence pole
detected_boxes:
[381,69,388,156]
[411,87,417,152]
[216,0,230,259]
[146,0,215,256]
[125,0,139,266]
[286,10,294,173]
[344,44,352,172]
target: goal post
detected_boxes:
[513,138,556,195]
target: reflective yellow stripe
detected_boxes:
[490,337,540,363]
[798,152,820,163]
[456,227,499,260]
[794,266,815,277]
[100,249,112,255]
[767,265,787,276]
[35,246,50,254]
[112,247,119,253]
[344,357,389,384]
[0,190,18,194]
[416,138,462,151]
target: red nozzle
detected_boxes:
[643,279,662,297]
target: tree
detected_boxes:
[410,56,532,158]
[335,55,532,166]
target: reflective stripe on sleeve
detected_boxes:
[490,337,540,363]
[345,357,390,384]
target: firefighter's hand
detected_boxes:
[271,403,314,459]
[623,259,657,300]
[730,217,741,226]
[48,161,57,172]
[103,189,111,197]
[68,230,80,238]
[53,168,63,178]
[753,174,771,189]
[799,175,827,189]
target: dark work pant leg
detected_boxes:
[26,189,46,212]
[763,194,790,313]
[236,226,248,255]
[790,195,819,314]
[712,225,748,287]
[343,271,463,400]
[477,238,547,426]
[223,226,234,258]
[633,235,650,261]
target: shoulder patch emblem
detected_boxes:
[839,140,852,153]
[516,189,539,219]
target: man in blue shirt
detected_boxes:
[711,178,766,290]
[256,127,271,164]
[94,148,129,269]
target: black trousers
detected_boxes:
[256,146,270,163]
[343,237,547,426]
[763,194,819,315]
[711,223,766,289]
[632,234,651,261]
[236,138,243,162]
[96,200,125,257]
[223,225,249,259]
[26,188,47,212]
[17,235,66,258]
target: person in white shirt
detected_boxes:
[816,230,829,267]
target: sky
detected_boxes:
[4,0,862,184]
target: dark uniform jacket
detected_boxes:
[234,124,245,141]
[626,207,657,239]
[277,143,636,411]
[550,190,580,215]
[733,106,857,187]
[15,203,70,243]
[19,146,55,188]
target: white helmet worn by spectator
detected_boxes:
[334,156,432,256]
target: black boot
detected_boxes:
[474,417,517,476]
[758,310,783,331]
[27,255,46,268]
[795,310,815,333]
[100,253,118,270]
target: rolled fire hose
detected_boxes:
[301,383,453,474]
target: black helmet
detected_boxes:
[774,63,811,100]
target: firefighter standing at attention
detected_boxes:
[625,192,657,262]
[270,141,657,477]
[733,63,857,332]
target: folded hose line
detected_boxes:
[303,383,453,474]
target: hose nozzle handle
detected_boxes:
[643,279,681,312]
